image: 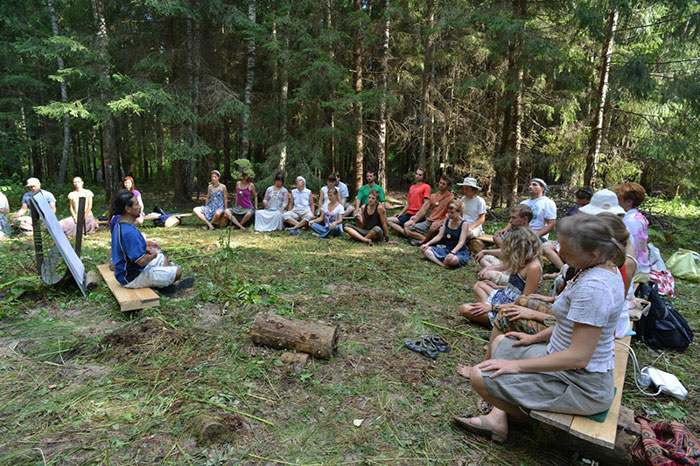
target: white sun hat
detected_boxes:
[579,189,625,216]
[456,177,481,190]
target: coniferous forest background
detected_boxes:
[2,0,700,203]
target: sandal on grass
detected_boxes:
[421,335,449,352]
[453,415,506,444]
[404,338,439,359]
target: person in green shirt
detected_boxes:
[351,169,386,223]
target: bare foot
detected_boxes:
[367,239,373,246]
[456,364,471,380]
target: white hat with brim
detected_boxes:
[26,177,40,187]
[456,177,481,190]
[579,189,625,216]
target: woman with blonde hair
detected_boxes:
[460,227,542,326]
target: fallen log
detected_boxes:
[250,312,337,359]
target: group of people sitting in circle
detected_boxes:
[451,180,650,444]
[3,169,652,446]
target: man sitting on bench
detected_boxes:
[111,189,193,293]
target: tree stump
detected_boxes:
[250,312,338,359]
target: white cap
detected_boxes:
[26,177,41,187]
[456,177,481,190]
[579,189,625,216]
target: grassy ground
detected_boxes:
[0,192,698,465]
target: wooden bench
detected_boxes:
[97,264,160,312]
[476,234,495,244]
[530,335,631,449]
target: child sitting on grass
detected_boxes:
[420,199,470,268]
[459,227,542,326]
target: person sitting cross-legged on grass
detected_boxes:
[111,189,194,292]
[284,176,315,234]
[405,174,454,246]
[454,213,626,444]
[460,227,542,327]
[475,204,533,286]
[345,189,390,246]
[387,168,431,237]
[420,199,470,268]
[193,170,228,230]
[309,187,344,238]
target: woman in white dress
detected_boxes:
[255,172,289,232]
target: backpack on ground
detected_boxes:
[634,282,694,352]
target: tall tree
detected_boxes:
[46,0,71,183]
[90,0,119,193]
[417,0,435,172]
[377,0,391,189]
[352,0,364,192]
[583,9,619,188]
[240,0,256,160]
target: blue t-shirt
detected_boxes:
[22,190,56,206]
[111,221,147,285]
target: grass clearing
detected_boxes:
[0,195,698,465]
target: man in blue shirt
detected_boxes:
[11,178,56,233]
[111,189,193,292]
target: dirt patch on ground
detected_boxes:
[102,317,182,348]
[193,303,225,327]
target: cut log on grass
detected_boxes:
[250,312,337,359]
[193,415,225,443]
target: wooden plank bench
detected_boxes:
[531,334,631,449]
[476,234,495,244]
[97,264,160,312]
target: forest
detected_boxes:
[1,0,699,202]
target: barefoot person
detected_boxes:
[387,168,431,237]
[420,199,470,268]
[456,177,486,238]
[351,169,386,222]
[454,214,626,444]
[460,227,542,327]
[11,178,56,233]
[193,170,228,230]
[225,169,257,229]
[111,189,194,292]
[255,172,289,232]
[345,189,390,245]
[309,187,344,238]
[283,176,315,234]
[476,205,533,285]
[59,176,99,235]
[405,175,454,245]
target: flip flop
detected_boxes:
[453,415,506,444]
[421,335,449,353]
[404,338,438,359]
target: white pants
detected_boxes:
[125,253,178,289]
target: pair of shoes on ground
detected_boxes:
[288,229,302,236]
[409,239,422,247]
[404,334,449,359]
[157,277,195,295]
[453,415,506,444]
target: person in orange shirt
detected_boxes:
[405,174,454,246]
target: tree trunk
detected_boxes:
[278,16,289,172]
[584,9,619,188]
[240,0,256,160]
[91,0,119,194]
[47,0,71,183]
[250,312,338,359]
[352,0,364,193]
[417,0,435,173]
[377,0,391,189]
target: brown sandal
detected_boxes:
[454,415,507,444]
